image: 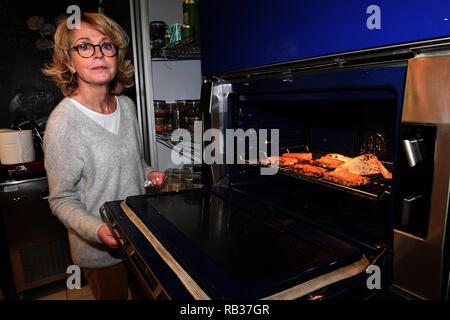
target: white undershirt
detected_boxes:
[70,97,120,135]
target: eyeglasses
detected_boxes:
[71,42,119,58]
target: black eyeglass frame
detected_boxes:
[70,43,120,58]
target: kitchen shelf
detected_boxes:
[152,38,201,61]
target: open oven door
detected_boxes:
[102,187,374,300]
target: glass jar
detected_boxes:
[151,39,166,58]
[150,21,167,41]
[166,103,176,131]
[154,100,167,116]
[176,100,187,128]
[176,99,187,111]
[164,168,175,178]
[154,100,168,132]
[164,180,182,192]
[183,172,193,180]
[155,116,167,132]
[185,100,201,116]
[183,164,194,173]
[192,178,205,188]
[192,165,202,179]
[186,116,201,132]
[173,168,184,180]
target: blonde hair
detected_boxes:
[42,12,134,97]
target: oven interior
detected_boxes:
[224,89,400,253]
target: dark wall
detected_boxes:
[0,0,134,131]
[0,0,134,299]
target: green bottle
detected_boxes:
[183,0,200,41]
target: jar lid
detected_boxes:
[154,100,166,106]
[150,21,166,26]
[192,178,204,187]
[173,168,184,175]
[164,168,175,176]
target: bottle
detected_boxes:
[183,0,200,41]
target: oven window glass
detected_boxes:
[141,189,335,285]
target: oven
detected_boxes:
[100,54,449,300]
[99,1,450,300]
[204,55,450,300]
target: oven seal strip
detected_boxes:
[121,200,371,300]
[120,200,211,300]
[262,255,370,300]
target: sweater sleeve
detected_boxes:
[43,110,104,244]
[121,95,155,176]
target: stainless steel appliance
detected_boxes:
[100,55,449,300]
[204,54,450,300]
[100,1,450,300]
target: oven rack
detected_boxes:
[240,156,392,201]
[156,132,202,164]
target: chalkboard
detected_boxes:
[0,0,134,131]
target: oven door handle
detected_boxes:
[100,205,128,249]
[40,190,49,200]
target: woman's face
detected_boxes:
[68,22,118,90]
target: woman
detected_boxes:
[42,12,167,299]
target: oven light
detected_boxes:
[308,294,324,301]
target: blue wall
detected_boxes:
[200,0,450,75]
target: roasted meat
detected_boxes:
[334,154,392,179]
[281,152,313,161]
[260,156,297,167]
[279,157,298,166]
[289,164,328,178]
[320,153,353,163]
[313,156,345,169]
[322,170,370,187]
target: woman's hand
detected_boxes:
[147,170,168,188]
[97,225,123,249]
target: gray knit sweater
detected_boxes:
[43,95,152,268]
